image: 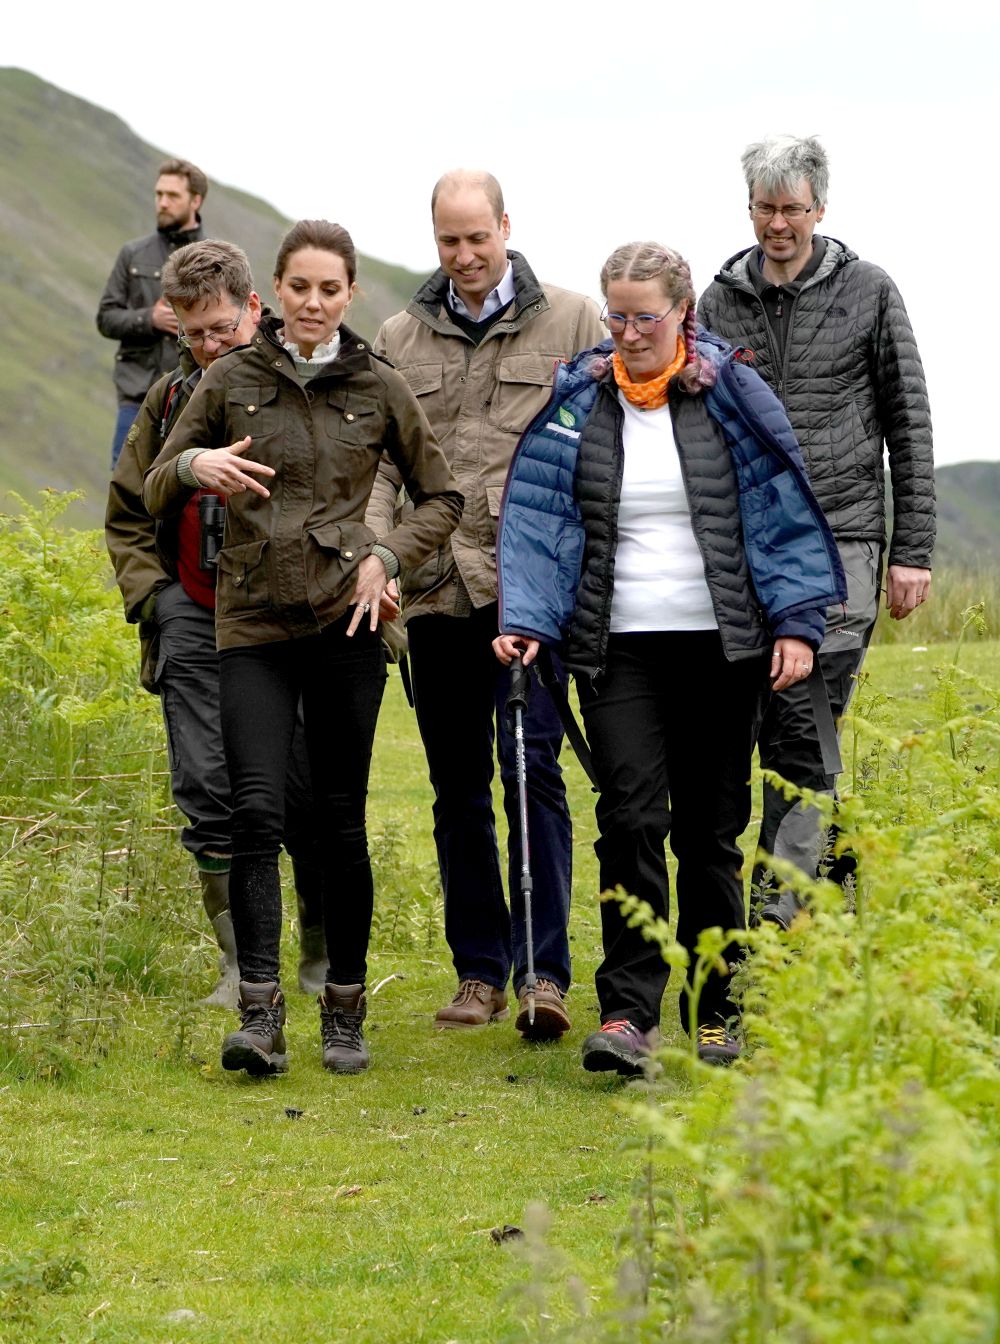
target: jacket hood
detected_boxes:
[714,236,858,291]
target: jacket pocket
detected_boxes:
[325,389,382,447]
[398,362,447,431]
[308,520,375,595]
[225,382,283,446]
[488,354,557,433]
[216,538,269,608]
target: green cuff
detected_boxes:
[177,448,208,489]
[372,543,400,579]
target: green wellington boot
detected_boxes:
[198,869,241,1009]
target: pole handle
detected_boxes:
[507,654,530,712]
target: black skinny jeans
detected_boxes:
[578,631,766,1033]
[218,614,386,985]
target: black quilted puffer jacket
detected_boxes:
[698,238,935,568]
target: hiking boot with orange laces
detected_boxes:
[434,979,509,1028]
[515,978,571,1041]
[696,1022,741,1065]
[581,1019,649,1076]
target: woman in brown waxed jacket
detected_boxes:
[143,220,463,1079]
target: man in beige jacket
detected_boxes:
[371,170,606,1039]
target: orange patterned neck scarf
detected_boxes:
[612,337,686,411]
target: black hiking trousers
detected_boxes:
[579,630,766,1034]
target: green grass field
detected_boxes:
[1,503,997,1341]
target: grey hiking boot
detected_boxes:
[221,981,288,1076]
[581,1019,650,1077]
[198,870,240,1010]
[319,983,369,1074]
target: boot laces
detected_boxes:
[320,1004,363,1050]
[242,1002,281,1038]
[452,979,492,1006]
[697,1024,734,1049]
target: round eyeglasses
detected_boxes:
[601,304,677,336]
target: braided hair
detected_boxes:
[600,242,715,393]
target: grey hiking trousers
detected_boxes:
[753,539,882,921]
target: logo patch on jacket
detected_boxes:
[557,406,576,428]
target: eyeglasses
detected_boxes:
[601,304,677,336]
[181,300,248,348]
[749,202,817,221]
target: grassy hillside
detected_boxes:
[933,460,1000,570]
[0,68,426,525]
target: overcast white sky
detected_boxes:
[7,0,999,465]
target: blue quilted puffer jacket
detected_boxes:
[497,329,846,667]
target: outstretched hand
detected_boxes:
[190,437,275,498]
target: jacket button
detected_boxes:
[357,343,365,350]
[273,360,282,367]
[233,575,243,586]
[246,404,256,414]
[345,413,355,422]
[344,551,353,559]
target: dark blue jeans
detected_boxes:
[218,616,386,985]
[407,605,572,995]
[111,401,142,470]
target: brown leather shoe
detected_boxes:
[434,979,509,1028]
[515,978,571,1041]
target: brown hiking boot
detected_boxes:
[221,981,288,1076]
[515,979,571,1041]
[434,979,509,1028]
[319,984,369,1074]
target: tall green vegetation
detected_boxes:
[504,614,1000,1342]
[1,494,997,1340]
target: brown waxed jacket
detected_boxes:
[142,317,463,650]
[370,252,607,620]
[105,347,200,690]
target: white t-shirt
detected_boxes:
[609,394,718,634]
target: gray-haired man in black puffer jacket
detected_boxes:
[699,134,935,927]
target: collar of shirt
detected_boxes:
[750,235,828,296]
[447,261,515,321]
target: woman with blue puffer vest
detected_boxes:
[493,241,845,1076]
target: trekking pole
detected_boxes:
[507,655,536,1027]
